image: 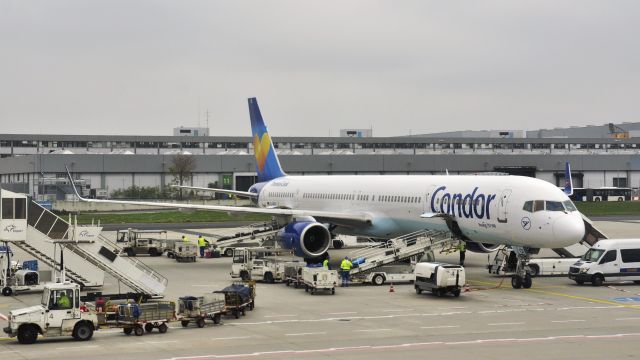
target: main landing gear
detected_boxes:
[510,246,533,289]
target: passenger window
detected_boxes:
[14,199,26,219]
[2,198,13,219]
[546,201,565,211]
[522,201,533,213]
[621,249,640,263]
[599,250,617,264]
[533,200,545,212]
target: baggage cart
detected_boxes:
[113,301,176,336]
[302,266,338,295]
[172,243,198,263]
[214,281,256,318]
[284,263,305,288]
[177,295,226,328]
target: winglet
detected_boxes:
[564,161,573,196]
[65,165,86,201]
[248,98,286,182]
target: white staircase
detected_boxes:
[348,230,454,275]
[65,232,168,296]
[1,189,167,296]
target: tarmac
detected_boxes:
[1,219,640,360]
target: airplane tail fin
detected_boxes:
[248,98,286,182]
[564,161,573,196]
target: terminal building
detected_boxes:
[1,121,639,201]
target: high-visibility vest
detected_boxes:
[323,259,329,268]
[340,259,352,271]
[198,237,207,247]
[182,236,189,243]
[458,242,466,252]
[58,295,71,308]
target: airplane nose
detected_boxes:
[552,214,585,247]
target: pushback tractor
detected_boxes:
[3,282,98,344]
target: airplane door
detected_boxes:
[497,189,512,223]
[424,186,440,214]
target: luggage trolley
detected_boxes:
[177,296,226,328]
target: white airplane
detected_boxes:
[67,98,586,289]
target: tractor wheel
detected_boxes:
[17,325,38,344]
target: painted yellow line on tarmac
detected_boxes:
[525,288,640,310]
[468,278,640,310]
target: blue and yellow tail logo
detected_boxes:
[248,98,286,182]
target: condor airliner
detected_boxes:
[68,98,586,289]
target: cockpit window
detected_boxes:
[533,200,545,212]
[546,201,565,212]
[563,200,577,212]
[522,201,533,213]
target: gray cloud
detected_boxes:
[1,0,638,136]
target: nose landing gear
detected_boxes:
[510,246,533,289]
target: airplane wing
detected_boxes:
[170,185,257,199]
[65,167,371,224]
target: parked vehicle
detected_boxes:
[177,295,226,328]
[414,262,465,297]
[171,243,198,263]
[350,265,416,286]
[284,262,305,288]
[302,266,338,295]
[3,282,98,344]
[116,229,169,257]
[230,247,292,282]
[488,249,580,277]
[116,301,176,336]
[214,281,256,318]
[569,239,640,286]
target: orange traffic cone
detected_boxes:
[389,283,395,293]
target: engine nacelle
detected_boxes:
[277,221,331,258]
[465,242,501,253]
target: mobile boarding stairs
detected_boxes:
[0,188,167,297]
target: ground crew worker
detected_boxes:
[128,299,140,320]
[198,235,209,258]
[323,255,329,269]
[182,235,189,243]
[57,292,71,309]
[340,256,353,287]
[458,241,466,266]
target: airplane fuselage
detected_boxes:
[256,174,585,249]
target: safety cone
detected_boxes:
[389,283,395,293]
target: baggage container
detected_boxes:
[414,262,464,297]
[302,266,338,295]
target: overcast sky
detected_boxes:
[1,1,639,137]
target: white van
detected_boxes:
[569,239,640,286]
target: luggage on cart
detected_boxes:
[177,295,226,328]
[214,281,256,318]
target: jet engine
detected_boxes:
[277,220,331,258]
[465,242,501,253]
